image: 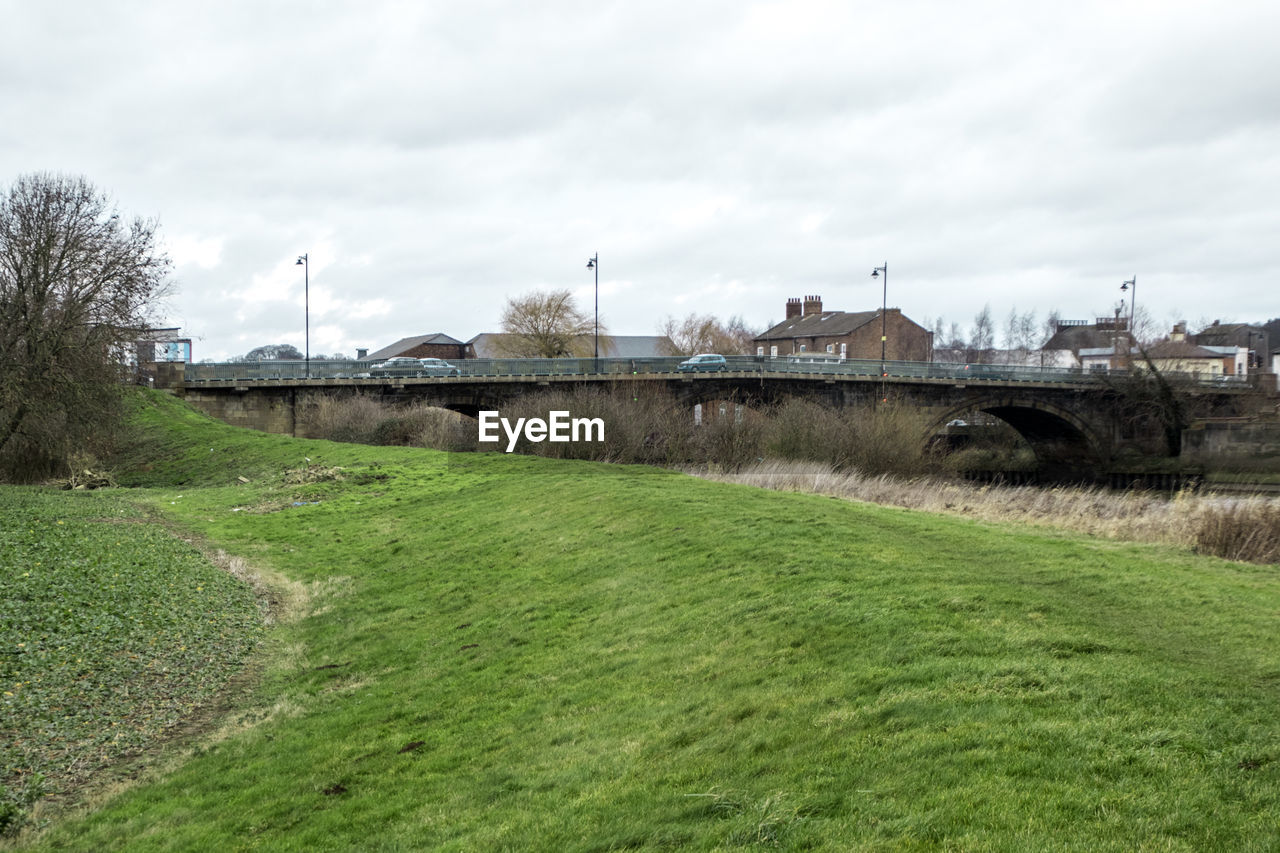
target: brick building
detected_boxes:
[753,296,932,361]
[365,333,473,362]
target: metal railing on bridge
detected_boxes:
[181,356,1251,388]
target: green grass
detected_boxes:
[8,391,1280,850]
[0,487,261,834]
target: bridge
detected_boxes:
[159,355,1257,482]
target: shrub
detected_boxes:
[304,393,386,444]
[1193,501,1280,564]
[762,398,939,478]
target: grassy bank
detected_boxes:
[9,392,1280,850]
[0,488,262,834]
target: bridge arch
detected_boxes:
[932,396,1108,482]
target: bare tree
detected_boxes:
[1000,307,1038,364]
[968,304,995,363]
[658,313,758,356]
[1041,309,1063,347]
[0,174,171,480]
[497,289,607,358]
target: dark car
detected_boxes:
[418,358,461,376]
[677,353,728,373]
[369,356,427,377]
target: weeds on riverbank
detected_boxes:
[302,388,943,476]
[692,459,1280,565]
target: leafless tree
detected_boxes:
[1041,309,1063,346]
[1000,307,1039,364]
[0,173,171,480]
[658,312,759,356]
[497,289,608,358]
[968,304,995,363]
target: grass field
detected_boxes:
[0,488,261,834]
[5,391,1279,850]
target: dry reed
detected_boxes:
[690,459,1280,565]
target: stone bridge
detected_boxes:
[165,362,1257,482]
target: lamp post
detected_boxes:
[871,263,888,372]
[586,253,599,371]
[296,253,309,378]
[1120,276,1136,361]
[1248,329,1263,371]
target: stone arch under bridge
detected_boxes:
[927,396,1108,482]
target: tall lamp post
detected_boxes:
[586,253,599,370]
[1120,276,1136,362]
[871,262,888,373]
[296,253,309,378]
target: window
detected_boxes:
[826,344,834,353]
[799,344,806,353]
[840,343,847,357]
[756,346,764,356]
[770,345,778,357]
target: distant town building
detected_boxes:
[752,295,931,361]
[1191,320,1269,370]
[1041,317,1134,366]
[366,333,472,362]
[135,327,192,364]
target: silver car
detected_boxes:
[369,356,426,377]
[419,358,461,376]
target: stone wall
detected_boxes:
[1182,420,1280,462]
[179,387,298,435]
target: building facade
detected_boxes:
[752,296,932,361]
[366,333,473,362]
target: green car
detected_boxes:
[677,354,728,373]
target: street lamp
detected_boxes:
[586,253,599,370]
[296,254,309,378]
[871,263,888,373]
[1120,276,1136,357]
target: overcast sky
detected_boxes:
[4,0,1278,360]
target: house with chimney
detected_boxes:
[1145,323,1248,379]
[1191,320,1269,370]
[752,295,932,361]
[1041,317,1135,369]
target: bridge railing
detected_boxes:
[183,360,376,381]
[181,356,1248,387]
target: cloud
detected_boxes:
[4,0,1278,363]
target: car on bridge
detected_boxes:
[677,353,728,373]
[370,357,429,377]
[418,358,461,376]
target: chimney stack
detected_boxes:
[803,295,823,316]
[786,297,802,319]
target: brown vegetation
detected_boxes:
[303,388,940,476]
[303,394,471,450]
[692,459,1280,565]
